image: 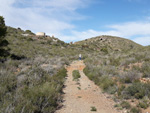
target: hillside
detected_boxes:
[75,35,143,53]
[6,26,68,59]
[82,37,150,112]
[1,26,150,113]
[0,27,71,113]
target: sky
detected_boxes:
[0,0,150,46]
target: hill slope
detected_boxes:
[75,35,142,53]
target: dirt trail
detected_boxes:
[56,61,120,113]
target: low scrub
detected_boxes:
[84,66,115,92]
[72,70,81,81]
[130,107,142,113]
[137,101,149,109]
[91,106,97,111]
[120,101,131,109]
[119,70,141,83]
[137,98,150,109]
[0,60,67,113]
[123,82,150,99]
[141,62,150,77]
[99,75,115,91]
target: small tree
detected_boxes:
[0,16,8,57]
[0,16,6,42]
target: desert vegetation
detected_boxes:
[83,42,150,112]
[1,15,150,113]
[72,70,81,81]
[0,17,70,113]
[0,56,68,113]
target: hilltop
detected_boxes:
[75,35,142,53]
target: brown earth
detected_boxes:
[56,61,121,113]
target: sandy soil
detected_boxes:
[56,61,121,113]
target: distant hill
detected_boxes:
[75,35,143,53]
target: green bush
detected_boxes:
[120,71,141,83]
[137,102,148,109]
[137,99,150,109]
[141,62,150,77]
[84,66,115,92]
[101,48,108,54]
[99,75,115,91]
[106,85,117,94]
[109,57,120,66]
[122,82,150,100]
[130,107,142,113]
[120,101,131,109]
[83,66,94,80]
[125,82,145,99]
[27,37,33,41]
[72,70,81,81]
[15,82,59,113]
[25,30,34,35]
[91,106,97,111]
[117,85,125,96]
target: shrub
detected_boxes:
[125,82,145,99]
[130,107,142,113]
[117,85,125,96]
[84,65,115,92]
[17,82,59,113]
[141,62,150,77]
[106,86,117,94]
[27,37,33,41]
[91,106,97,111]
[109,57,120,66]
[25,30,34,35]
[137,98,150,109]
[72,70,81,81]
[114,104,121,108]
[119,71,141,83]
[83,66,92,80]
[124,82,150,99]
[101,48,108,54]
[99,75,115,91]
[137,102,149,109]
[120,101,131,109]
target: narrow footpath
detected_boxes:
[56,61,120,113]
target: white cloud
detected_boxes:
[0,0,90,35]
[109,22,150,37]
[133,37,150,46]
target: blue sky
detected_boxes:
[0,0,150,45]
